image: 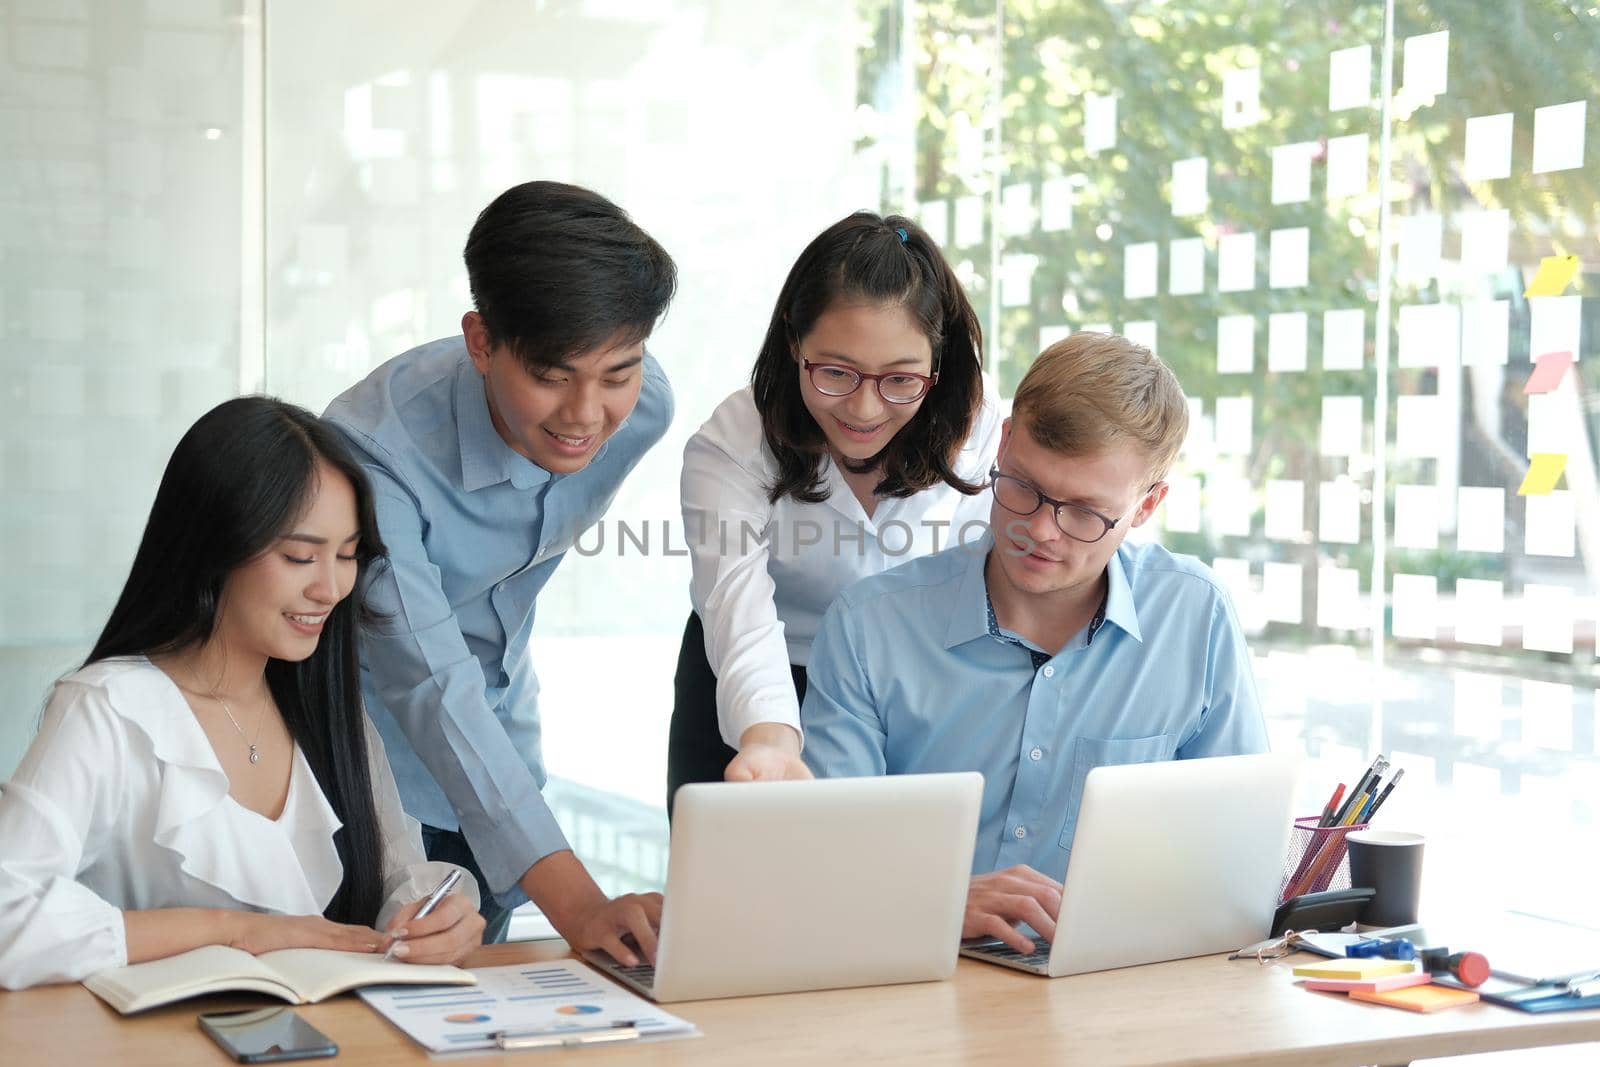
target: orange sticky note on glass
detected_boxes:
[1518,453,1567,496]
[1350,984,1479,1012]
[1524,255,1581,297]
[1524,351,1575,394]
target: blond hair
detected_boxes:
[1010,332,1189,480]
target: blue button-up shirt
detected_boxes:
[325,336,672,905]
[801,534,1267,882]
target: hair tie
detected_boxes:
[895,227,909,243]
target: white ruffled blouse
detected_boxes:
[0,657,478,989]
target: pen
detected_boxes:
[1362,768,1406,822]
[1339,791,1370,827]
[1335,755,1386,825]
[384,868,464,960]
[1317,783,1347,828]
[494,1020,642,1050]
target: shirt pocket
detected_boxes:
[1057,733,1176,851]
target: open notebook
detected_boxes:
[83,946,474,1014]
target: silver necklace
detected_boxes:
[214,692,266,765]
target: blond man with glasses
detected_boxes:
[801,332,1268,956]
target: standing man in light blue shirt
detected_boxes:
[801,332,1267,955]
[324,182,675,962]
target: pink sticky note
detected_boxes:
[1524,350,1574,394]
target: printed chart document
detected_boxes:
[360,959,699,1053]
[84,946,473,1014]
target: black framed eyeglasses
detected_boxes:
[988,465,1123,544]
[803,359,937,404]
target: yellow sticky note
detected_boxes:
[1518,453,1567,496]
[1292,959,1418,979]
[1524,255,1581,297]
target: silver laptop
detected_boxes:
[586,772,982,1002]
[962,752,1298,977]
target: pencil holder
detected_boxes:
[1277,816,1369,904]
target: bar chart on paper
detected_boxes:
[358,960,698,1052]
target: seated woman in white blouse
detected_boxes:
[668,212,1002,805]
[0,397,485,989]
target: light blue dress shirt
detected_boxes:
[325,336,672,905]
[801,533,1267,883]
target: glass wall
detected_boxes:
[870,0,1596,921]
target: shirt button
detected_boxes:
[1014,826,1027,839]
[1042,665,1055,678]
[1029,747,1043,761]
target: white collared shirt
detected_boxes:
[682,386,1003,748]
[0,657,477,990]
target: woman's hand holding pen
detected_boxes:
[384,892,485,966]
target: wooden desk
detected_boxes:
[4,940,1598,1066]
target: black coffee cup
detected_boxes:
[1346,830,1424,927]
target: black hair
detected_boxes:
[87,396,389,927]
[464,180,677,369]
[750,211,985,504]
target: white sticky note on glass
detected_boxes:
[1223,66,1261,129]
[1183,396,1207,456]
[1460,299,1510,367]
[1039,325,1072,352]
[1263,562,1302,624]
[1526,391,1580,456]
[1163,475,1202,533]
[1217,314,1256,374]
[1207,476,1253,537]
[1524,490,1576,557]
[1269,228,1309,289]
[1169,237,1205,295]
[1520,679,1574,752]
[1532,100,1586,174]
[1085,92,1118,155]
[1171,156,1209,217]
[1318,480,1362,544]
[999,254,1036,309]
[1320,395,1363,457]
[1397,302,1459,368]
[954,195,984,248]
[1265,480,1305,542]
[1040,177,1073,231]
[1323,308,1366,370]
[1395,394,1447,459]
[1081,322,1113,335]
[1456,486,1505,553]
[1459,209,1510,276]
[1214,396,1254,456]
[1122,319,1158,355]
[1124,242,1159,300]
[1397,214,1443,284]
[1454,579,1504,647]
[1326,133,1369,199]
[1328,45,1372,111]
[1454,671,1504,741]
[1463,113,1513,181]
[1271,142,1315,204]
[1268,311,1308,372]
[1402,31,1449,98]
[919,200,949,248]
[1001,183,1034,237]
[1529,295,1582,363]
[1317,566,1362,631]
[1521,583,1574,654]
[1393,484,1441,549]
[1218,232,1257,292]
[1391,573,1439,640]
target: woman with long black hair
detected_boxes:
[0,397,483,989]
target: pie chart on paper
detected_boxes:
[556,1004,603,1015]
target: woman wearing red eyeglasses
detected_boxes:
[669,212,1001,810]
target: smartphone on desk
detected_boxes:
[198,1007,338,1063]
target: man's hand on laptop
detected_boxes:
[726,723,813,782]
[963,866,1063,954]
[567,891,664,968]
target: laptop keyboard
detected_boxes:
[599,958,655,989]
[968,935,1051,966]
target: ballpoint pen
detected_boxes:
[494,1020,642,1050]
[1332,755,1385,825]
[385,868,464,960]
[1362,768,1406,822]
